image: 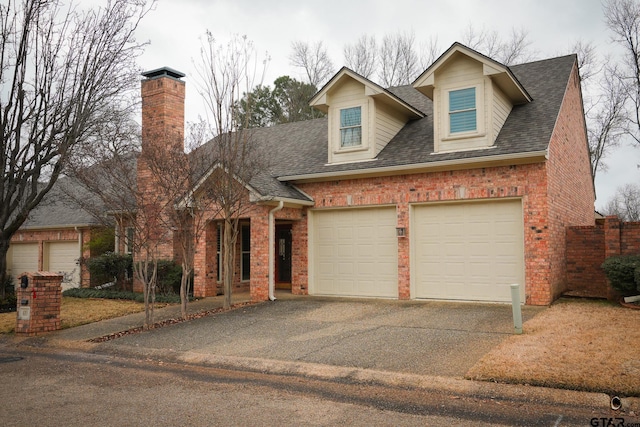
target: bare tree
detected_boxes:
[418,36,442,70]
[64,128,169,329]
[461,24,535,65]
[378,31,420,87]
[604,0,640,145]
[604,183,640,221]
[194,33,269,309]
[289,40,335,88]
[141,120,222,319]
[586,65,627,185]
[343,35,377,79]
[0,0,151,294]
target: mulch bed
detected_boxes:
[88,301,256,343]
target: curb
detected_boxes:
[92,343,640,414]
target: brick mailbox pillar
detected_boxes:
[16,272,63,335]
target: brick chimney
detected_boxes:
[140,67,186,153]
[135,67,186,271]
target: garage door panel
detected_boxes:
[312,207,397,298]
[46,241,80,291]
[10,243,39,285]
[413,200,524,302]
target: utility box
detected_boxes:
[16,272,63,335]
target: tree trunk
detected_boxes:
[222,218,238,310]
[0,240,10,300]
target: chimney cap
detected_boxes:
[141,67,185,80]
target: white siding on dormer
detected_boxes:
[433,54,492,153]
[492,84,512,141]
[374,103,406,156]
[327,79,364,104]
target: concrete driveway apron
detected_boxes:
[97,296,545,378]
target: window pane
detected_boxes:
[241,225,250,251]
[449,88,476,111]
[242,253,250,281]
[450,110,477,133]
[340,107,361,127]
[341,127,362,146]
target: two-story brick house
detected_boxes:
[134,42,596,306]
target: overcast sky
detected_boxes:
[135,0,639,210]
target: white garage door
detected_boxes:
[412,200,524,302]
[311,207,398,298]
[46,241,80,290]
[10,243,39,285]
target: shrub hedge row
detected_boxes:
[62,287,184,303]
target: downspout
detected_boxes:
[268,201,284,301]
[75,227,83,286]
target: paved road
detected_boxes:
[0,346,623,427]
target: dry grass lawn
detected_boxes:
[0,297,150,334]
[466,298,640,396]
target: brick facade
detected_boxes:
[544,63,596,301]
[146,60,595,307]
[566,217,640,298]
[10,228,93,287]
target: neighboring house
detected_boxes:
[7,179,101,290]
[132,42,595,305]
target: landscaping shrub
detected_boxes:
[0,276,16,312]
[62,287,183,303]
[87,252,132,288]
[155,260,183,295]
[601,255,640,294]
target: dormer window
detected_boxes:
[449,87,476,133]
[340,107,362,147]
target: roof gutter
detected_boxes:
[278,150,548,182]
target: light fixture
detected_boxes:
[396,227,406,237]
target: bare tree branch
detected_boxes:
[0,0,151,295]
[289,40,335,88]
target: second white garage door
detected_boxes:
[412,200,524,302]
[46,242,81,290]
[311,207,398,298]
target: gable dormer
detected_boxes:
[413,43,531,153]
[310,68,424,164]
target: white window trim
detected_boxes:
[332,101,369,153]
[125,227,134,255]
[442,82,485,141]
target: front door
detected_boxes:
[275,224,292,288]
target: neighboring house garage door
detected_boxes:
[46,242,80,290]
[10,243,39,285]
[311,207,398,298]
[412,200,524,302]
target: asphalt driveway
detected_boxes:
[96,295,544,378]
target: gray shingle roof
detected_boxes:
[237,53,577,197]
[20,177,103,229]
[25,52,577,229]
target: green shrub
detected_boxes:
[62,287,183,303]
[155,260,183,295]
[601,255,640,294]
[87,252,132,287]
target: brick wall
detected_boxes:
[296,163,556,304]
[566,217,640,298]
[545,62,596,301]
